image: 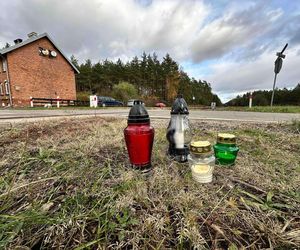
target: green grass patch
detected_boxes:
[220,105,300,113]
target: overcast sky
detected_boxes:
[1,0,299,102]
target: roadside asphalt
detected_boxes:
[0,108,299,125]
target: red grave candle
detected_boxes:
[124,101,154,171]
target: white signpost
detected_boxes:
[249,92,253,108]
[90,95,98,108]
[211,102,216,110]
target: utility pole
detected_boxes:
[270,43,288,107]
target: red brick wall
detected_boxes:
[7,37,77,106]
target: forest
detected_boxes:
[226,84,300,106]
[71,53,222,106]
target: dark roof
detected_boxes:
[0,33,79,73]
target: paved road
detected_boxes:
[0,108,299,124]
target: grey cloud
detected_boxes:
[189,2,300,63]
[1,0,299,64]
[0,0,299,100]
[207,46,300,98]
[0,0,208,62]
[289,15,300,44]
[189,2,269,62]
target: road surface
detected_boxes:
[0,108,299,124]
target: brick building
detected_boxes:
[0,32,79,106]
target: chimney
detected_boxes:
[14,38,23,44]
[27,32,38,38]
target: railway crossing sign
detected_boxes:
[271,43,288,107]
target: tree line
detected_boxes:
[226,84,300,106]
[71,53,222,106]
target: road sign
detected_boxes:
[274,57,283,74]
[271,43,288,106]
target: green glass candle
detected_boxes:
[213,133,239,166]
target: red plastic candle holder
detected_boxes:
[124,101,154,171]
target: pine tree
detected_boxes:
[74,52,222,105]
[162,54,179,101]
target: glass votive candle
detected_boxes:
[188,141,215,183]
[213,133,239,166]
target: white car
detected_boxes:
[127,99,144,107]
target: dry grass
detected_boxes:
[0,117,299,249]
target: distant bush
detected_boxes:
[142,95,161,107]
[112,82,138,103]
[77,91,92,101]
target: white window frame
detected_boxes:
[4,81,9,95]
[2,58,7,72]
[0,82,3,95]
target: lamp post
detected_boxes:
[270,43,288,107]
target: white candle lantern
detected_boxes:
[166,95,192,162]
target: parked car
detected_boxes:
[98,96,123,107]
[127,99,144,107]
[155,102,166,108]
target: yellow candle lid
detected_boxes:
[190,141,212,155]
[217,133,236,144]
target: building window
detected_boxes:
[2,58,7,72]
[4,81,9,95]
[0,83,3,95]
